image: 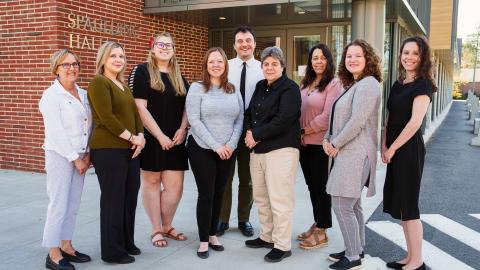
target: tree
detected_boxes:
[462,26,480,69]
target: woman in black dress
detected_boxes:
[382,36,436,270]
[129,32,189,248]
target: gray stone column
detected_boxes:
[351,0,386,149]
[351,0,386,57]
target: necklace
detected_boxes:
[307,85,317,96]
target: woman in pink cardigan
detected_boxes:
[297,44,342,249]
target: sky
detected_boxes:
[457,0,480,39]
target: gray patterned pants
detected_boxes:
[331,195,365,257]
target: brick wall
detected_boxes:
[0,0,209,172]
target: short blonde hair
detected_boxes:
[50,49,80,76]
[95,41,126,84]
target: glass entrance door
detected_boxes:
[254,29,286,60]
[287,27,327,85]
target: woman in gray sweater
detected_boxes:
[186,47,243,259]
[323,39,382,270]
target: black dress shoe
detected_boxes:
[328,256,361,270]
[245,237,274,248]
[45,254,75,270]
[264,248,292,263]
[216,221,229,236]
[238,221,254,237]
[103,255,135,264]
[208,243,225,251]
[118,255,135,264]
[60,250,91,263]
[386,261,406,269]
[127,245,141,255]
[328,250,365,262]
[197,250,209,259]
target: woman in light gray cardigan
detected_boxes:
[186,47,243,259]
[322,39,382,270]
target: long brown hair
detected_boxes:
[147,32,187,96]
[398,36,437,91]
[201,47,234,93]
[337,39,382,87]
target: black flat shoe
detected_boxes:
[197,250,209,259]
[127,245,141,255]
[60,250,91,263]
[415,263,426,270]
[386,261,406,269]
[238,221,254,237]
[245,237,274,248]
[328,256,362,270]
[216,221,229,236]
[45,254,75,270]
[328,250,365,262]
[264,248,292,263]
[208,243,225,251]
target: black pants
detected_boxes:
[299,145,332,229]
[187,136,236,242]
[91,148,140,262]
[219,134,253,223]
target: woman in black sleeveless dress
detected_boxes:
[382,36,436,270]
[129,32,189,248]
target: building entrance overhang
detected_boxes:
[144,0,289,13]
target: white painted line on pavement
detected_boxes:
[469,214,480,220]
[421,214,480,252]
[367,221,475,270]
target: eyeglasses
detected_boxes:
[59,62,80,69]
[154,42,174,50]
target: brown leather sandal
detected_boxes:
[163,227,187,241]
[299,228,328,250]
[297,223,317,241]
[151,232,168,247]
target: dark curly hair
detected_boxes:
[398,36,437,91]
[337,39,382,88]
[300,44,335,92]
[233,25,256,41]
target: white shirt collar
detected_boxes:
[233,56,257,67]
[52,79,87,103]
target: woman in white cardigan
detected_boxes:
[39,49,92,270]
[322,39,382,270]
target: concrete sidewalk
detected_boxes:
[0,103,450,270]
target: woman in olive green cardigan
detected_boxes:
[88,41,145,264]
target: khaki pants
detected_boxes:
[250,147,299,251]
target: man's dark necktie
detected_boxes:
[240,62,246,109]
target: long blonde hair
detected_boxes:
[95,41,127,84]
[147,32,186,96]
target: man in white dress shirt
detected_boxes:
[217,25,264,237]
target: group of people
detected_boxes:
[39,24,435,270]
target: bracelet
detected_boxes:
[128,132,134,141]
